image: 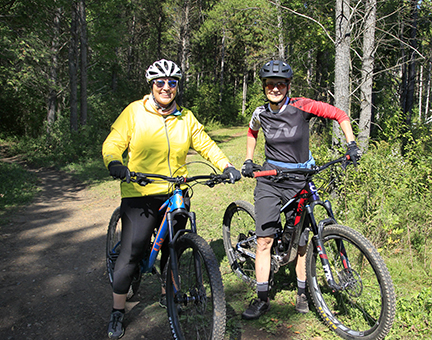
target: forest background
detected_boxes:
[0,0,432,338]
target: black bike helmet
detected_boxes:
[259,60,293,80]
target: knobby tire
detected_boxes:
[306,224,396,340]
[166,233,226,340]
[222,200,257,288]
[106,206,141,300]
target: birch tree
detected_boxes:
[333,0,351,146]
[358,0,377,151]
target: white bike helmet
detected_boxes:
[145,59,182,83]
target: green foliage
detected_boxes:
[0,162,40,218]
[326,140,432,269]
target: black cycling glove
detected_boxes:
[345,141,362,166]
[241,159,261,178]
[108,161,130,182]
[223,166,241,184]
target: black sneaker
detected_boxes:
[159,294,167,309]
[107,311,125,339]
[295,293,309,314]
[242,298,270,320]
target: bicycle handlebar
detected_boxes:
[127,172,231,187]
[253,155,351,178]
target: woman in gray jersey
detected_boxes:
[240,60,361,320]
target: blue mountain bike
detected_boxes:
[106,163,230,340]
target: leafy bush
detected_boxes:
[328,141,432,267]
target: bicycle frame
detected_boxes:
[247,158,354,292]
[283,176,352,291]
[137,187,199,293]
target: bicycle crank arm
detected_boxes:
[235,246,256,260]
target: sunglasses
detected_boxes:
[154,79,178,88]
[265,81,288,90]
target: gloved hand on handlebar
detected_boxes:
[223,165,241,184]
[345,141,362,166]
[108,161,131,182]
[241,159,261,178]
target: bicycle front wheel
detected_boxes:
[222,200,257,287]
[106,206,141,300]
[306,224,396,340]
[166,233,226,340]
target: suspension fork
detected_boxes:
[307,200,342,291]
[168,209,204,299]
[187,211,205,296]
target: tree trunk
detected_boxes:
[426,62,431,122]
[79,0,88,127]
[358,0,377,152]
[47,6,61,134]
[333,0,351,146]
[69,1,79,132]
[400,0,417,154]
[242,70,248,115]
[219,28,226,108]
[418,64,423,120]
[178,0,190,105]
[276,0,285,60]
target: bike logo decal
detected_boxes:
[153,237,164,251]
[323,264,332,281]
[171,270,179,292]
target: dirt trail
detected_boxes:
[0,166,173,340]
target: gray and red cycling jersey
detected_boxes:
[248,97,350,164]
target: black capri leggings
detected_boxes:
[113,192,190,295]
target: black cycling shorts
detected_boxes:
[254,179,309,246]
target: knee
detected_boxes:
[257,237,273,253]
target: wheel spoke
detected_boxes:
[307,224,395,340]
[166,233,225,340]
[223,201,257,287]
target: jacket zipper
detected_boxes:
[163,116,172,176]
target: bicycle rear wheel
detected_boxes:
[106,207,141,300]
[166,233,226,340]
[306,224,396,340]
[222,200,257,287]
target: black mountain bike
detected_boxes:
[106,163,230,340]
[222,156,396,340]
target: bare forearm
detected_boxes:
[246,135,257,160]
[340,120,356,144]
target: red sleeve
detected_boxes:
[247,127,258,139]
[290,97,349,124]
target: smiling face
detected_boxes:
[152,77,178,107]
[263,77,289,105]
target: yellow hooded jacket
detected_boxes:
[102,95,231,197]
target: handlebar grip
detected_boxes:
[253,170,277,178]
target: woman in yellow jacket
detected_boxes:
[102,59,241,339]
